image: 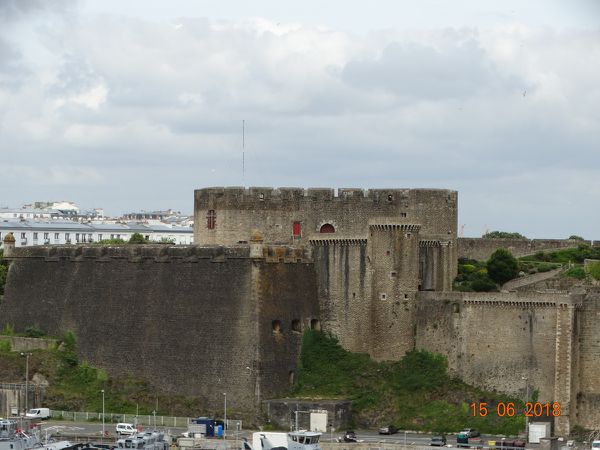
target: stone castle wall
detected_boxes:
[311,238,372,355]
[194,187,457,246]
[575,288,600,429]
[2,244,600,433]
[3,183,600,433]
[415,290,600,435]
[458,238,592,261]
[0,245,319,411]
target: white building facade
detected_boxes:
[0,220,193,248]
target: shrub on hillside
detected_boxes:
[537,263,554,273]
[565,267,586,280]
[487,249,519,284]
[587,262,600,281]
[472,278,497,292]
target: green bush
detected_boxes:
[487,249,519,284]
[537,263,554,273]
[60,331,79,367]
[2,324,14,336]
[472,278,497,292]
[568,235,585,241]
[292,330,524,434]
[94,238,126,245]
[462,264,476,273]
[25,326,45,338]
[0,339,11,352]
[483,231,527,239]
[565,267,586,280]
[129,233,147,244]
[587,262,600,281]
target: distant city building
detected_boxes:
[0,201,193,247]
[0,220,193,248]
[122,209,181,221]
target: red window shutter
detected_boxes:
[293,222,301,237]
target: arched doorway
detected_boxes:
[319,223,335,233]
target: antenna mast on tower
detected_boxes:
[242,120,245,184]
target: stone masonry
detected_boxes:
[1,188,599,435]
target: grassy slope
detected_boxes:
[0,337,206,418]
[291,330,525,435]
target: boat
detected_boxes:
[115,430,168,450]
[248,430,322,450]
[0,419,41,450]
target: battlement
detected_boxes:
[195,186,457,205]
[5,244,314,264]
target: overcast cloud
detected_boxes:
[0,0,599,239]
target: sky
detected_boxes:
[1,0,599,238]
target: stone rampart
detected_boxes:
[575,288,600,429]
[416,291,565,400]
[0,244,319,411]
[458,238,591,261]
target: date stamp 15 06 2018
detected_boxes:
[470,402,561,417]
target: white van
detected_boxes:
[116,423,136,436]
[26,408,50,419]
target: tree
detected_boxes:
[128,233,147,244]
[483,231,527,239]
[487,248,519,284]
[568,235,584,241]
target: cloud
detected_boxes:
[0,7,598,238]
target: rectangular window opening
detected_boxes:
[207,209,216,229]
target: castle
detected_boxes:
[1,187,599,436]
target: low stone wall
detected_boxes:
[501,268,564,292]
[0,336,57,352]
[458,238,591,261]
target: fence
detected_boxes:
[51,410,192,428]
[50,411,243,431]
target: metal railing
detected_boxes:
[51,410,192,428]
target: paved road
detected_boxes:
[36,421,515,449]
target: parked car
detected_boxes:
[457,433,469,448]
[343,431,358,443]
[430,436,447,446]
[25,408,51,420]
[378,425,398,435]
[116,423,136,436]
[460,429,480,438]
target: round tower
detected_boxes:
[3,232,16,257]
[368,223,421,360]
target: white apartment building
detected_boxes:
[0,220,193,248]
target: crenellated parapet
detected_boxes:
[5,243,314,265]
[195,186,456,205]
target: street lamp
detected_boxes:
[223,392,227,439]
[101,389,105,439]
[20,352,31,415]
[522,376,529,441]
